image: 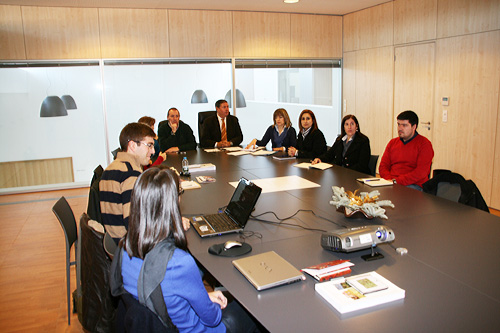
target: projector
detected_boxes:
[321,225,395,253]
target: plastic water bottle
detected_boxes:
[182,157,189,174]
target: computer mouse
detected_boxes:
[224,240,243,250]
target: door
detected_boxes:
[394,43,435,142]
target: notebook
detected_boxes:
[232,251,305,291]
[191,178,262,237]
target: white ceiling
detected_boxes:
[0,0,390,15]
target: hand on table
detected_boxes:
[311,158,321,165]
[182,217,190,231]
[208,290,227,309]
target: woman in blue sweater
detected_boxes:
[245,108,296,152]
[118,168,257,332]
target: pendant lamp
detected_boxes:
[225,89,246,108]
[61,95,77,110]
[191,89,208,103]
[40,96,68,117]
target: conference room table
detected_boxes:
[165,149,500,332]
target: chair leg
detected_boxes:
[66,255,71,325]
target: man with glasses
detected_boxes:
[100,122,156,244]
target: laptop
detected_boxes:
[232,251,305,291]
[191,178,262,237]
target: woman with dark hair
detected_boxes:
[245,108,296,152]
[288,109,327,159]
[114,168,257,332]
[312,114,371,174]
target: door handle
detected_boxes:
[420,121,431,125]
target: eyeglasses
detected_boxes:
[135,141,154,150]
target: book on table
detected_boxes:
[301,259,354,282]
[180,180,201,190]
[294,162,333,170]
[357,177,393,187]
[187,163,216,173]
[315,271,405,314]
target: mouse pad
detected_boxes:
[208,243,252,257]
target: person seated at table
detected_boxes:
[157,107,197,153]
[288,109,327,159]
[311,114,371,174]
[113,167,258,332]
[379,110,434,191]
[138,116,166,168]
[245,108,297,152]
[200,99,243,148]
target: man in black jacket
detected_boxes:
[200,99,243,148]
[158,107,197,153]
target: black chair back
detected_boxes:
[368,155,379,176]
[197,111,217,142]
[52,196,78,325]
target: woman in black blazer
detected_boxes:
[288,109,327,159]
[312,114,371,174]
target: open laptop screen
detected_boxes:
[225,178,262,227]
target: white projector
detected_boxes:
[321,225,395,252]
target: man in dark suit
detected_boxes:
[200,99,243,148]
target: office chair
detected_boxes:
[52,196,79,325]
[368,155,379,176]
[197,111,217,145]
[423,169,489,212]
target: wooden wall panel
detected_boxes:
[342,51,356,116]
[353,46,394,158]
[0,157,74,188]
[22,6,100,59]
[233,11,290,58]
[437,0,500,38]
[433,31,500,206]
[343,2,393,52]
[290,14,342,58]
[169,10,232,58]
[0,5,26,60]
[492,92,500,210]
[99,8,169,58]
[394,0,437,44]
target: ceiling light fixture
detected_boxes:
[284,0,299,3]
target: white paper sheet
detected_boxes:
[229,175,320,193]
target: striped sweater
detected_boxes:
[99,152,142,243]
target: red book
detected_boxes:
[301,259,354,282]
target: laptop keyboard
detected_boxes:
[205,214,238,232]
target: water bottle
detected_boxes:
[182,157,189,175]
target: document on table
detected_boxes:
[227,150,251,156]
[251,150,277,156]
[222,147,243,152]
[294,162,333,170]
[204,148,221,153]
[229,175,320,193]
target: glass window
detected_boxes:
[234,60,342,148]
[0,62,106,189]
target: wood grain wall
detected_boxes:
[0,5,342,60]
[343,0,500,209]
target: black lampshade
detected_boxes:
[191,89,208,103]
[40,96,68,117]
[61,95,77,110]
[225,89,246,108]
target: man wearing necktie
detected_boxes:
[200,99,243,148]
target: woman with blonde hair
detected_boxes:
[245,108,296,152]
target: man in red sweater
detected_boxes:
[379,110,434,191]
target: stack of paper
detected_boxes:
[294,162,333,170]
[188,163,216,173]
[357,178,393,187]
